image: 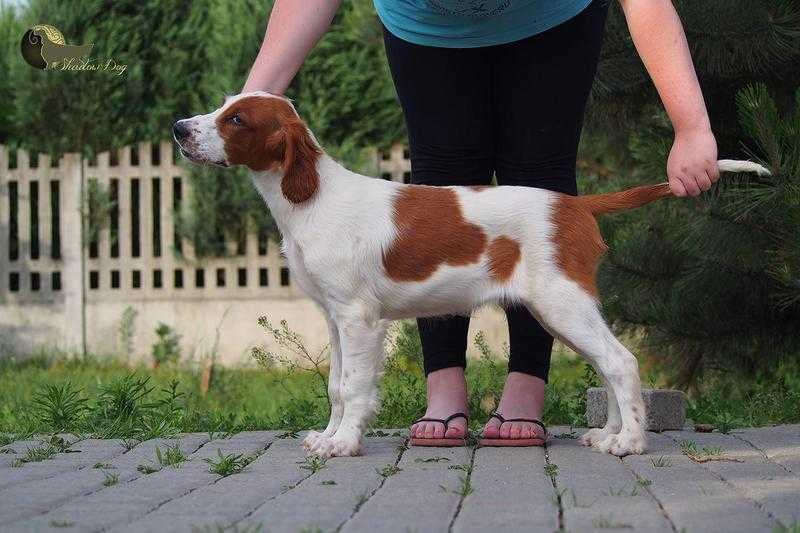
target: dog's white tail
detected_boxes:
[717,159,771,176]
[580,159,771,216]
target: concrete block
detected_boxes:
[586,387,685,431]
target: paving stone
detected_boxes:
[586,387,685,431]
[734,425,800,475]
[623,432,777,533]
[552,427,673,532]
[340,441,471,533]
[1,427,799,533]
[0,438,128,491]
[0,434,208,525]
[452,444,557,533]
[4,432,272,532]
[0,440,40,469]
[665,429,800,526]
[107,434,309,533]
[234,436,406,533]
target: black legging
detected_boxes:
[382,0,609,380]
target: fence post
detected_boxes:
[0,145,7,301]
[60,151,86,353]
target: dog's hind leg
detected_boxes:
[307,307,388,458]
[303,314,344,450]
[579,366,623,447]
[524,280,646,456]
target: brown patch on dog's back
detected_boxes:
[469,185,490,192]
[487,236,521,282]
[383,186,488,281]
[550,195,608,297]
[217,96,321,204]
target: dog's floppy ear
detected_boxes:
[264,117,321,204]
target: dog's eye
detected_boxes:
[230,114,243,126]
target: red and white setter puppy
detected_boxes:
[173,92,769,458]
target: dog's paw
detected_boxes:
[595,432,646,456]
[307,434,362,458]
[302,430,323,450]
[579,428,610,447]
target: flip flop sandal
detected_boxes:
[478,411,547,447]
[409,412,469,447]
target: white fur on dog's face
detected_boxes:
[173,92,291,168]
[173,107,228,167]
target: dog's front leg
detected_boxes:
[303,316,343,450]
[307,313,388,458]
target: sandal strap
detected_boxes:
[488,412,547,434]
[414,412,468,429]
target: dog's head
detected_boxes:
[173,92,321,203]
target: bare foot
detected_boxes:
[410,367,469,440]
[482,372,546,440]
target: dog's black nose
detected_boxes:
[173,120,190,140]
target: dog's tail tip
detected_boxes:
[718,159,771,177]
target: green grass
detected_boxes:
[204,449,256,477]
[137,443,187,473]
[1,323,798,438]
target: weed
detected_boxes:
[204,449,255,477]
[121,438,140,451]
[31,382,87,432]
[680,440,740,463]
[593,516,633,529]
[450,475,474,497]
[651,456,672,468]
[773,522,800,533]
[102,471,119,486]
[137,463,159,475]
[376,464,401,477]
[557,488,597,509]
[414,456,450,463]
[276,430,299,439]
[605,484,638,497]
[297,455,327,473]
[448,463,472,473]
[138,443,187,473]
[118,307,138,364]
[636,477,653,487]
[152,323,181,367]
[252,318,331,409]
[156,443,187,468]
[365,429,391,437]
[0,448,15,454]
[94,462,112,469]
[17,443,58,464]
[544,462,559,480]
[555,430,578,439]
[49,520,75,528]
[320,480,337,486]
[713,412,742,434]
[0,434,15,447]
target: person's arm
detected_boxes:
[242,0,343,94]
[619,0,718,197]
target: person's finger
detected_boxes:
[683,175,701,197]
[708,161,720,183]
[670,177,688,197]
[697,172,713,192]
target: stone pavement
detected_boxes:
[0,426,798,532]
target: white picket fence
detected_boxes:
[0,141,517,364]
[0,141,418,363]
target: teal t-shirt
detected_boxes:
[374,0,594,48]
